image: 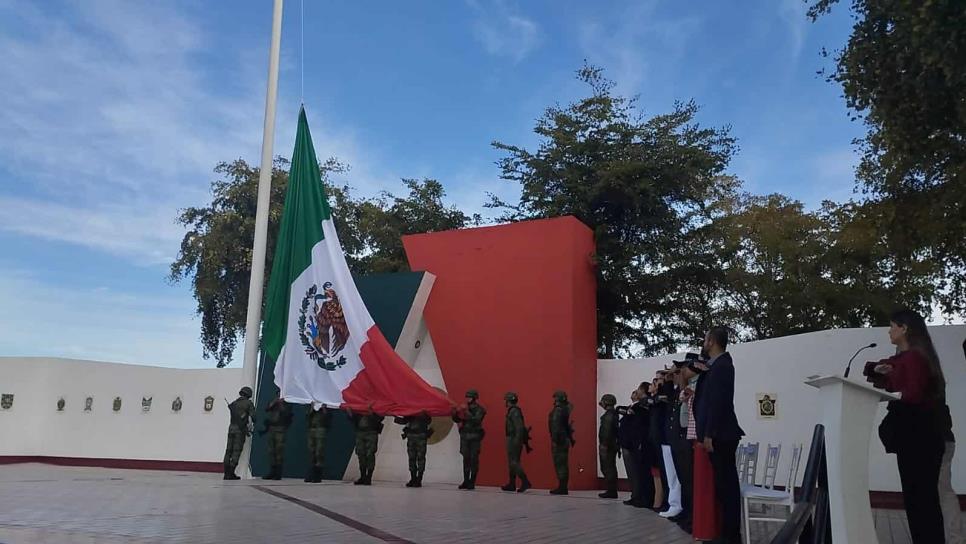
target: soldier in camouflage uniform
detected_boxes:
[261,390,293,480]
[223,386,255,480]
[393,411,434,488]
[548,390,575,495]
[304,405,332,483]
[598,393,620,498]
[452,389,486,490]
[350,406,384,486]
[501,392,532,493]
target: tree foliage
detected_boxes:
[489,65,737,357]
[808,0,966,316]
[169,159,477,367]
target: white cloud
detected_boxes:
[778,0,809,60]
[576,3,702,99]
[0,0,375,264]
[0,267,214,368]
[468,0,541,63]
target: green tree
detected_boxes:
[169,159,476,367]
[809,0,966,315]
[489,65,736,357]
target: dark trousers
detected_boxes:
[622,448,654,503]
[709,439,741,542]
[672,441,694,518]
[896,443,945,543]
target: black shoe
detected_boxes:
[598,490,618,499]
[623,498,637,505]
[271,465,282,480]
[354,477,365,485]
[549,487,568,495]
[517,478,531,493]
[501,483,516,491]
[458,480,468,489]
[312,467,323,483]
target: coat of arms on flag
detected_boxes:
[298,282,349,371]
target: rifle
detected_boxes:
[522,426,533,454]
[565,404,576,447]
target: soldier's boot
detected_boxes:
[500,471,517,492]
[466,469,477,490]
[550,477,569,495]
[363,467,374,485]
[517,475,532,493]
[223,463,237,480]
[271,464,283,480]
[314,466,324,483]
[405,470,416,487]
[354,466,366,485]
[458,467,470,489]
[598,484,619,499]
[304,467,314,483]
[261,466,275,480]
[413,470,423,488]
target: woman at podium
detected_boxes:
[864,308,949,543]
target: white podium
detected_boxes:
[804,375,899,544]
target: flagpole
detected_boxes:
[238,0,284,480]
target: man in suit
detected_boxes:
[694,327,745,544]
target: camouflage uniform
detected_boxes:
[394,413,433,487]
[548,390,574,495]
[262,397,293,480]
[452,390,486,490]
[352,412,384,485]
[501,392,532,493]
[304,405,332,483]
[598,394,619,498]
[223,387,255,480]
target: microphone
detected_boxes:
[844,343,877,378]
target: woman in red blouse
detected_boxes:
[865,309,948,543]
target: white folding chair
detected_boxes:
[741,443,804,544]
[736,443,747,481]
[761,443,782,490]
[740,442,759,487]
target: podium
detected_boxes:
[805,375,899,544]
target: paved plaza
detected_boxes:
[0,464,942,543]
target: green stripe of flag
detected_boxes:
[261,107,332,361]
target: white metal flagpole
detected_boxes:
[237,0,284,480]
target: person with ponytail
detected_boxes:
[864,308,949,543]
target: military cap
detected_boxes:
[465,389,479,399]
[504,391,518,402]
[239,386,253,398]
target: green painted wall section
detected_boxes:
[251,271,425,479]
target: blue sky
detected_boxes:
[0,0,863,367]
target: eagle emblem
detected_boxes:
[204,395,214,412]
[172,396,183,412]
[142,396,152,412]
[299,283,350,371]
[1,394,12,410]
[84,396,94,412]
[57,397,66,412]
[113,397,122,412]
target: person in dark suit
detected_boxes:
[617,385,655,508]
[694,326,745,544]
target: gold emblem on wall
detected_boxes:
[56,397,66,412]
[1,393,13,410]
[84,396,94,412]
[757,393,777,419]
[203,395,214,413]
[113,397,122,412]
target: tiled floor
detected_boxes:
[0,464,951,543]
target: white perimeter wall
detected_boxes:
[0,357,242,463]
[597,325,966,493]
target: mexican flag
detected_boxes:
[263,108,453,416]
